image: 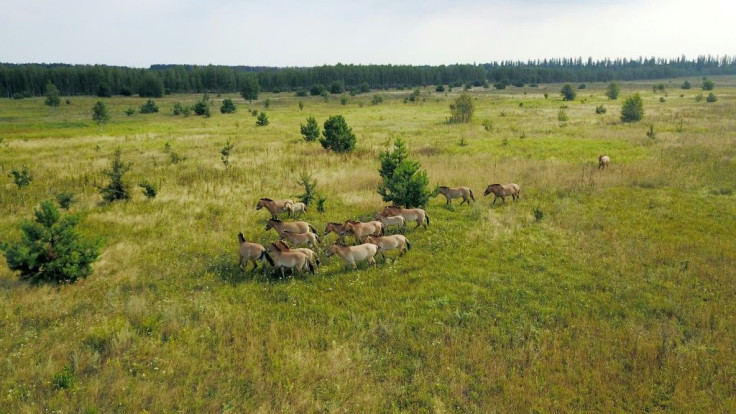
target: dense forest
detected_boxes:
[2,55,735,98]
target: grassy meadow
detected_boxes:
[1,78,735,412]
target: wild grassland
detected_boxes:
[1,78,735,412]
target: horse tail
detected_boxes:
[469,189,475,202]
[261,251,275,267]
[406,239,411,250]
[238,232,245,243]
[307,260,315,274]
[309,224,317,234]
[314,256,321,266]
[425,212,430,226]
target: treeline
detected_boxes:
[2,55,735,98]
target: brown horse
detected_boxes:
[341,220,383,242]
[483,183,521,204]
[265,219,317,236]
[381,206,429,230]
[275,241,321,267]
[598,155,610,170]
[374,213,406,233]
[325,243,380,270]
[323,222,351,242]
[238,233,274,273]
[279,230,320,248]
[438,186,475,205]
[268,242,315,278]
[364,235,411,261]
[256,198,294,219]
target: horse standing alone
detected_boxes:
[599,155,610,170]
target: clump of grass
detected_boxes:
[139,181,157,199]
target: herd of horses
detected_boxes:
[242,155,609,277]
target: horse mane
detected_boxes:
[269,218,282,223]
[439,186,448,189]
[490,183,501,187]
[346,220,361,224]
[260,197,273,202]
[328,222,343,226]
[277,240,290,250]
[238,232,246,243]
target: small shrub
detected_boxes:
[100,148,131,202]
[558,109,569,122]
[449,93,474,123]
[681,80,691,89]
[9,167,33,188]
[297,171,317,205]
[220,99,237,114]
[250,109,258,116]
[139,99,159,114]
[300,116,320,142]
[193,94,211,117]
[659,97,666,103]
[316,196,327,213]
[702,79,714,90]
[621,93,644,123]
[706,93,717,103]
[482,119,494,132]
[1,200,101,283]
[595,105,607,114]
[295,89,308,97]
[647,124,656,139]
[340,95,349,105]
[298,100,304,110]
[124,107,136,116]
[372,95,384,105]
[56,192,75,210]
[256,112,269,126]
[543,92,549,99]
[560,84,576,101]
[221,138,234,166]
[139,181,157,199]
[533,205,544,222]
[578,83,586,89]
[694,94,704,102]
[606,82,620,100]
[264,98,271,109]
[52,365,75,390]
[435,85,445,92]
[320,115,356,153]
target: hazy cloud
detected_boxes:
[0,0,733,67]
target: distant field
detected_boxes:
[1,77,735,412]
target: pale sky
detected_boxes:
[1,0,733,68]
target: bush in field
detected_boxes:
[256,112,269,126]
[706,93,718,103]
[606,82,620,100]
[56,192,75,209]
[9,167,33,188]
[621,93,644,123]
[100,148,131,202]
[139,99,159,114]
[92,101,110,131]
[173,102,191,116]
[329,80,345,94]
[702,79,714,90]
[220,98,237,114]
[560,84,576,101]
[297,171,318,206]
[435,85,445,92]
[193,95,211,117]
[372,95,384,105]
[139,181,157,199]
[1,200,101,284]
[300,116,320,142]
[681,80,691,89]
[96,82,112,98]
[449,93,474,123]
[377,138,432,208]
[320,115,355,153]
[221,138,234,166]
[44,82,61,109]
[595,105,607,114]
[310,84,326,96]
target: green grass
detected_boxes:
[1,78,735,412]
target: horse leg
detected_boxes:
[280,266,285,278]
[492,195,498,204]
[239,256,245,273]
